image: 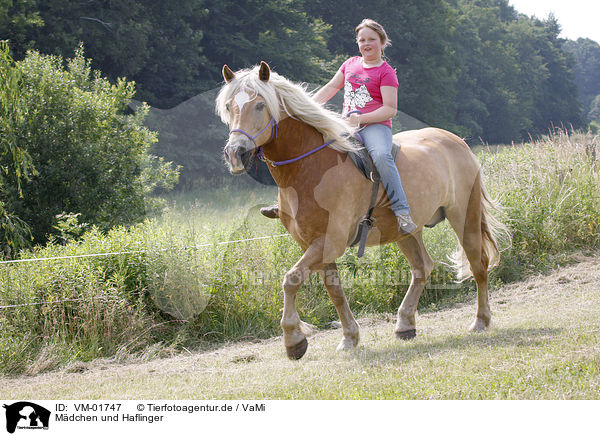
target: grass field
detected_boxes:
[2,251,598,400]
[1,129,599,379]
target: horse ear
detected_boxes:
[258,61,270,82]
[222,64,235,83]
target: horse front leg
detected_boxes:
[319,263,360,351]
[280,240,327,360]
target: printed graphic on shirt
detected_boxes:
[343,81,373,115]
[348,73,370,85]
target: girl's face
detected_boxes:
[356,27,383,61]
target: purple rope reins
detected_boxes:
[258,139,335,167]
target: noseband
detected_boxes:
[229,116,278,147]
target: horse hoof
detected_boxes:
[336,336,359,351]
[286,338,308,360]
[469,318,489,332]
[395,329,417,341]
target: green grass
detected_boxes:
[1,129,599,375]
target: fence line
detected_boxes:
[0,298,86,310]
[0,232,291,310]
[0,233,291,265]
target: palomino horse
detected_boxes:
[216,61,505,359]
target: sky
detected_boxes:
[508,0,600,43]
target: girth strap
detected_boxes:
[347,138,401,256]
[350,173,381,257]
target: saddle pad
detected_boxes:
[347,134,400,182]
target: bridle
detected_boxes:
[228,113,336,168]
[229,116,278,148]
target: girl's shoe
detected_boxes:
[397,214,416,234]
[260,204,279,219]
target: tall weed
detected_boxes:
[480,130,600,280]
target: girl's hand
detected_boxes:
[348,113,361,127]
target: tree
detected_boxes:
[0,45,179,245]
[450,0,583,142]
[198,0,332,85]
[526,15,583,133]
[451,0,528,142]
[0,41,35,255]
[26,0,210,108]
[16,0,333,108]
[589,94,600,123]
[563,38,600,120]
[0,0,43,59]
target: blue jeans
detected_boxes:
[360,123,410,216]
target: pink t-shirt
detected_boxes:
[339,56,399,128]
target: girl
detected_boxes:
[312,18,416,234]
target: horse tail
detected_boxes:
[451,173,510,282]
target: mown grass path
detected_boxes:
[2,252,599,400]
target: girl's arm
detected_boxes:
[313,70,345,104]
[348,85,397,126]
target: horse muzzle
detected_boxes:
[223,138,255,174]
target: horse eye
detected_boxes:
[255,102,265,111]
[225,103,231,112]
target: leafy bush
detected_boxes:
[0,44,179,248]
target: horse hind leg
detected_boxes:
[458,229,491,332]
[446,174,492,332]
[319,263,360,351]
[394,231,434,340]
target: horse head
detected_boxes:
[220,61,277,174]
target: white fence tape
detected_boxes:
[0,233,290,265]
[0,233,291,309]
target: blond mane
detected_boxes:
[215,65,359,153]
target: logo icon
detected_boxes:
[3,402,50,434]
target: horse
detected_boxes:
[216,61,506,360]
